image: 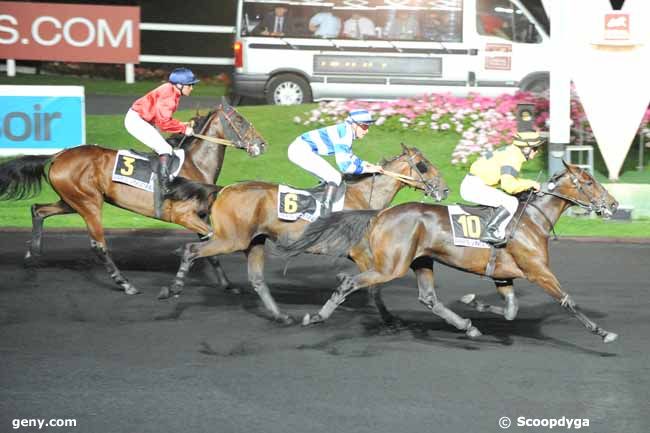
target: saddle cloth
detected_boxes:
[277,183,346,222]
[111,149,185,193]
[447,204,497,249]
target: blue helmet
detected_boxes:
[346,109,375,125]
[169,68,200,86]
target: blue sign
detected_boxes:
[0,86,85,155]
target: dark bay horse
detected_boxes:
[159,145,449,324]
[0,103,266,295]
[285,161,620,343]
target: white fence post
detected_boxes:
[125,63,135,83]
[7,59,16,77]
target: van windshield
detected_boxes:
[241,0,463,43]
[477,0,544,43]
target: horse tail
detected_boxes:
[279,210,379,258]
[164,177,222,216]
[0,155,52,200]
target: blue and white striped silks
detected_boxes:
[299,122,367,175]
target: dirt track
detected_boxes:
[1,230,649,433]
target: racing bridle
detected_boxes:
[214,105,265,157]
[541,167,615,216]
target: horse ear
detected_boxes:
[220,96,230,108]
[400,142,409,153]
[562,159,575,173]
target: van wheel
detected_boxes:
[520,73,549,95]
[266,74,312,105]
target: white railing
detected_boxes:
[4,22,236,83]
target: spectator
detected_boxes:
[309,10,341,38]
[421,10,458,42]
[343,13,375,39]
[253,4,294,37]
[384,10,420,40]
[478,14,512,40]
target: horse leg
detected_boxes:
[159,236,242,299]
[194,234,237,294]
[60,195,138,295]
[460,279,518,320]
[415,267,482,338]
[24,200,75,263]
[526,264,618,343]
[303,270,395,326]
[247,240,293,325]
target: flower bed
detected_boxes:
[296,92,650,167]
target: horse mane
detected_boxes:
[164,177,221,218]
[167,109,218,150]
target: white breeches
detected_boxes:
[460,174,519,234]
[287,139,342,185]
[124,109,173,155]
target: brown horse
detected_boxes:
[0,103,266,295]
[159,145,449,324]
[284,161,620,343]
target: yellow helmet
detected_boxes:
[512,131,544,148]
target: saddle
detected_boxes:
[277,181,347,222]
[111,149,185,193]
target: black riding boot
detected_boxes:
[480,206,511,246]
[154,153,171,219]
[320,182,338,218]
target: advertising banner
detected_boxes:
[0,85,85,156]
[0,1,140,63]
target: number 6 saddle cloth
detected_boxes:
[111,149,185,193]
[448,204,502,249]
[277,182,347,222]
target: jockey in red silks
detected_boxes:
[124,67,199,218]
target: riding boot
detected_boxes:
[154,153,171,219]
[480,206,511,246]
[320,182,338,218]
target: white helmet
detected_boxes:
[346,109,375,125]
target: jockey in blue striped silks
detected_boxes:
[287,109,384,216]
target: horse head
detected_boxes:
[546,161,618,217]
[383,143,449,201]
[200,101,267,157]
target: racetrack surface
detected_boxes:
[1,231,649,433]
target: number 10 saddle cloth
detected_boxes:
[448,204,503,249]
[277,182,347,222]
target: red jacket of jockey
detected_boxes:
[130,82,186,134]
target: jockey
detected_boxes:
[124,67,199,218]
[459,131,544,246]
[287,109,384,217]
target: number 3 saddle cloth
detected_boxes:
[277,182,347,222]
[111,149,185,193]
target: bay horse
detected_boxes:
[159,144,449,324]
[0,102,266,295]
[284,161,620,343]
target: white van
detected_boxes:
[232,0,550,105]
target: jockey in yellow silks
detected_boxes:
[459,131,544,246]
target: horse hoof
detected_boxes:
[223,285,242,295]
[602,332,618,343]
[302,313,323,326]
[124,286,140,295]
[275,314,295,326]
[460,294,476,305]
[466,326,483,339]
[158,287,171,300]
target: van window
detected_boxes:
[477,0,542,43]
[241,1,463,42]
